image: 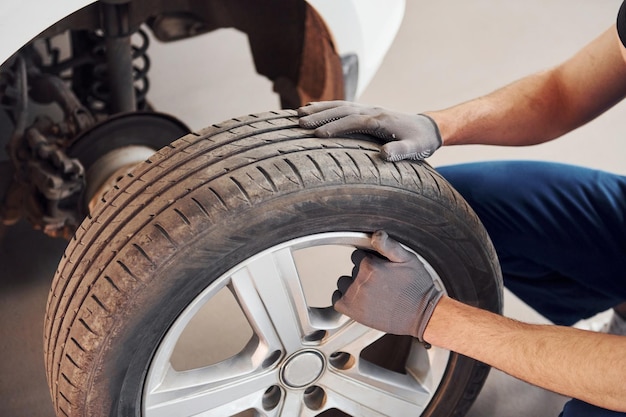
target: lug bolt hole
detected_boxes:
[329,351,354,370]
[303,330,327,342]
[303,385,326,410]
[262,350,282,369]
[262,385,282,411]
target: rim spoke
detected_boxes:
[278,390,304,417]
[320,368,430,416]
[145,361,279,417]
[320,320,385,356]
[230,247,313,353]
[272,247,326,338]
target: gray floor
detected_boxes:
[3,1,626,416]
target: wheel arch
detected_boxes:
[1,0,345,107]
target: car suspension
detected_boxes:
[0,3,184,238]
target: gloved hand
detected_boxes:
[298,101,442,161]
[333,230,443,342]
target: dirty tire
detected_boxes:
[44,110,502,417]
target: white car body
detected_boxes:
[306,0,405,96]
[0,0,405,99]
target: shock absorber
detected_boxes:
[68,1,150,116]
[70,26,150,116]
[101,0,137,114]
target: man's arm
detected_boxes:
[431,25,626,146]
[334,232,626,412]
[424,296,626,412]
[299,25,626,157]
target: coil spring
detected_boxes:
[89,27,151,114]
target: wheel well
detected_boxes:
[38,0,345,107]
[0,0,345,237]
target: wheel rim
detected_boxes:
[143,232,450,417]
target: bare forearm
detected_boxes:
[424,297,626,412]
[427,27,626,147]
[426,71,566,146]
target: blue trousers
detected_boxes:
[437,161,626,417]
[559,399,626,417]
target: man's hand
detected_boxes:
[333,230,443,341]
[298,101,442,161]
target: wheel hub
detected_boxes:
[280,350,325,388]
[67,111,189,213]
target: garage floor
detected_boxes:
[2,1,626,416]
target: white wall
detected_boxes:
[361,0,626,175]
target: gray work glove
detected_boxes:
[298,101,442,161]
[333,231,443,342]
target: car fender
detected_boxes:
[307,0,405,97]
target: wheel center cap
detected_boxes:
[280,350,325,388]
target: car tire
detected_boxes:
[44,110,502,417]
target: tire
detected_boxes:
[44,110,503,417]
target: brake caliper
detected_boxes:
[1,54,90,238]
